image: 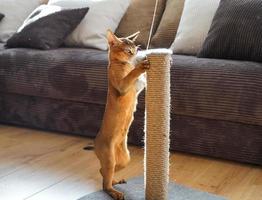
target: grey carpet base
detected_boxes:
[78,176,227,200]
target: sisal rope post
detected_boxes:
[145,49,172,200]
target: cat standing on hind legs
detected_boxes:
[94,30,149,200]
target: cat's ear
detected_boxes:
[107,29,121,46]
[126,31,140,42]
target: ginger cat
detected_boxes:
[94,30,149,200]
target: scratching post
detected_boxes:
[145,49,172,200]
[80,49,226,200]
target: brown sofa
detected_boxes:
[0,42,262,165]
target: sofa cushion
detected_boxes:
[0,13,4,21]
[170,0,220,55]
[198,0,262,63]
[172,55,262,127]
[40,0,49,4]
[0,0,42,42]
[0,47,109,105]
[0,43,5,51]
[1,47,262,127]
[6,6,89,50]
[48,0,131,50]
[116,0,166,49]
[151,0,185,48]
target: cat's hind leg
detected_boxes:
[112,139,130,186]
[115,146,130,172]
[97,145,125,200]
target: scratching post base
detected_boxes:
[78,176,227,200]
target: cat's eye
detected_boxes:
[128,49,132,54]
[125,48,133,55]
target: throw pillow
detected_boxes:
[151,0,185,48]
[48,0,131,50]
[170,0,220,55]
[0,13,4,21]
[40,0,49,3]
[198,0,262,63]
[6,5,88,50]
[0,0,42,42]
[115,0,166,49]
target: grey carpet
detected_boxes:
[78,176,227,200]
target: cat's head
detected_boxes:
[107,29,140,60]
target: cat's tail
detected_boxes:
[83,143,94,151]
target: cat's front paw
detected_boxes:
[137,59,150,71]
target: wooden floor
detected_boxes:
[0,125,261,200]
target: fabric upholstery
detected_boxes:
[171,114,262,165]
[48,0,131,50]
[0,0,41,42]
[172,55,262,127]
[0,93,261,165]
[40,0,49,3]
[151,0,185,48]
[198,0,262,62]
[0,92,145,147]
[0,47,109,106]
[1,47,262,126]
[6,6,89,50]
[170,0,220,55]
[0,43,5,50]
[0,13,4,21]
[1,46,262,164]
[116,0,166,48]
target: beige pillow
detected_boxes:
[171,0,220,55]
[0,0,42,42]
[40,0,49,4]
[116,0,166,48]
[151,0,185,48]
[48,0,131,50]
